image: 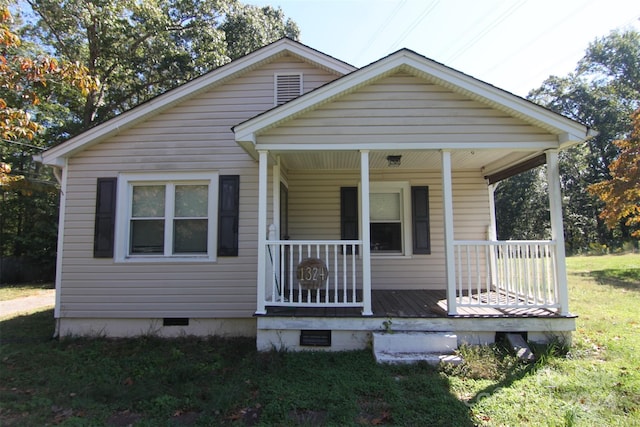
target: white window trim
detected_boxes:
[114,171,219,263]
[359,181,413,257]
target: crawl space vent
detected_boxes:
[163,318,189,326]
[300,330,331,347]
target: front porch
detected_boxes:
[261,237,567,316]
[263,289,565,318]
[256,289,576,352]
[230,51,591,353]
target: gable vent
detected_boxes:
[275,74,302,106]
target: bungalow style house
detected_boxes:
[39,38,593,357]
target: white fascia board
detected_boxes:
[284,41,356,75]
[255,141,559,151]
[238,138,259,161]
[40,39,354,166]
[558,128,599,149]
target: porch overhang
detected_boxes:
[233,49,593,165]
[484,153,547,184]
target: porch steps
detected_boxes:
[372,331,462,365]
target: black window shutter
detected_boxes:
[340,187,358,254]
[218,175,240,256]
[411,186,431,254]
[94,177,117,258]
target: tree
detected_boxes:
[221,3,299,58]
[588,108,640,238]
[497,29,640,252]
[22,0,300,136]
[0,4,96,280]
[495,169,549,240]
[1,3,95,193]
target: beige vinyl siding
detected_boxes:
[287,168,489,290]
[259,71,554,145]
[59,55,341,319]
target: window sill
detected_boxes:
[116,255,216,263]
[370,253,413,260]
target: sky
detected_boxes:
[247,0,640,97]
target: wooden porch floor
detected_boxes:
[263,290,567,318]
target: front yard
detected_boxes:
[0,254,638,426]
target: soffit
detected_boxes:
[277,149,541,173]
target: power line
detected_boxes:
[1,139,45,150]
[479,1,592,79]
[355,0,408,64]
[388,0,440,52]
[445,0,526,64]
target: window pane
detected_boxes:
[175,185,208,217]
[370,193,400,221]
[370,223,402,252]
[130,220,164,253]
[132,185,165,217]
[174,219,208,253]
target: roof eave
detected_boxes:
[39,38,356,166]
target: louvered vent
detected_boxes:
[275,74,302,105]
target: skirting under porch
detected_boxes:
[256,290,576,352]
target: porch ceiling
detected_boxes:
[276,149,543,174]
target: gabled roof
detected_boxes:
[39,38,356,167]
[234,48,594,158]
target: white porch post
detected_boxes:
[270,158,281,301]
[487,183,499,287]
[360,150,373,316]
[272,157,281,238]
[487,183,499,241]
[441,150,457,315]
[256,150,269,315]
[546,149,570,315]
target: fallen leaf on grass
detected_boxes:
[371,410,392,425]
[51,406,74,424]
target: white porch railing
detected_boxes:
[453,240,560,309]
[265,240,364,307]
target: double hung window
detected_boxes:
[369,183,411,254]
[115,172,218,262]
[340,182,430,256]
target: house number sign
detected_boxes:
[296,258,328,290]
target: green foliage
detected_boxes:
[0,322,473,426]
[443,343,524,381]
[589,108,640,238]
[448,254,640,426]
[0,137,59,278]
[21,0,300,132]
[221,3,300,59]
[499,29,640,253]
[495,168,550,240]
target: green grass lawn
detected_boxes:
[0,254,638,426]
